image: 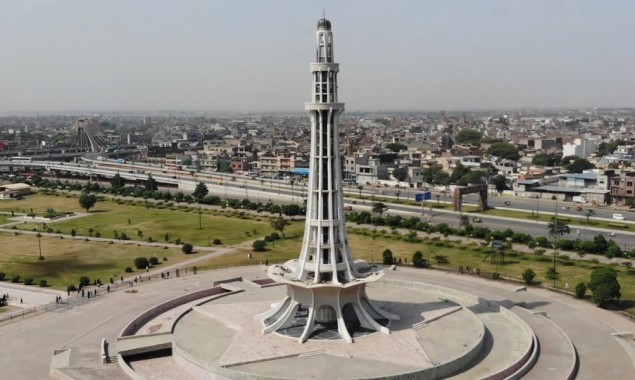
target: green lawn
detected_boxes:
[0,234,186,288]
[6,193,279,246]
[2,193,633,314]
[194,227,635,314]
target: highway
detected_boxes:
[3,158,634,250]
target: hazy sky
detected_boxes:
[1,0,634,113]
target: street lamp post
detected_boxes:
[37,224,43,260]
[551,198,559,287]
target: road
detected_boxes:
[6,158,634,249]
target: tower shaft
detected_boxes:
[259,18,397,344]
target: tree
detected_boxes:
[134,257,149,270]
[392,167,408,182]
[382,249,394,265]
[357,185,363,198]
[596,140,625,157]
[566,157,595,173]
[78,193,97,212]
[491,175,507,193]
[486,142,520,160]
[585,209,595,225]
[79,276,90,287]
[179,243,193,254]
[588,267,621,307]
[455,129,483,145]
[450,162,471,184]
[145,174,159,191]
[193,182,209,200]
[421,166,449,186]
[385,142,407,152]
[531,153,558,167]
[606,244,623,259]
[574,282,587,298]
[522,268,536,284]
[458,170,485,186]
[252,240,267,252]
[593,234,608,253]
[270,216,289,238]
[459,215,472,233]
[111,173,125,190]
[548,217,571,239]
[372,202,387,216]
[412,251,426,268]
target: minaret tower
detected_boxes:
[257,18,398,344]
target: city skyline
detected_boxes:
[2,0,635,113]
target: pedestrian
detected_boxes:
[121,276,124,282]
[81,289,85,297]
[94,289,97,296]
[87,292,90,299]
[20,298,23,304]
[107,285,110,292]
[146,266,149,273]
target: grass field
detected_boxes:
[2,193,634,313]
[194,227,635,314]
[3,193,280,246]
[0,234,186,288]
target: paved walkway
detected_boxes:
[0,265,633,379]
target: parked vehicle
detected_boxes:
[504,201,511,206]
[613,213,625,220]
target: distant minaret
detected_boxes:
[258,18,398,344]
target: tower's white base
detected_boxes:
[257,261,399,343]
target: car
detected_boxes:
[613,213,625,220]
[504,201,511,206]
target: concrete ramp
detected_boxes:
[117,332,173,356]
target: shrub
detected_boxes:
[125,267,133,273]
[149,257,159,265]
[264,235,274,242]
[412,250,426,268]
[534,249,546,256]
[213,238,222,245]
[382,249,394,265]
[588,267,621,307]
[433,255,449,264]
[39,279,48,287]
[134,257,149,269]
[492,272,501,280]
[270,232,280,240]
[174,238,182,245]
[0,272,5,281]
[23,278,34,285]
[79,276,90,287]
[67,284,76,292]
[545,267,559,281]
[575,282,587,299]
[11,275,20,283]
[252,240,267,252]
[522,268,536,284]
[181,243,194,254]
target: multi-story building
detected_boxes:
[562,137,600,159]
[611,171,635,206]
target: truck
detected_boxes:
[572,196,587,203]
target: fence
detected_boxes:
[0,259,282,325]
